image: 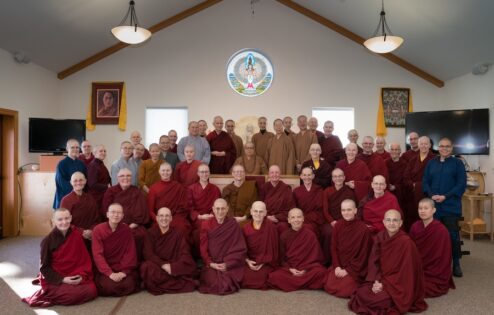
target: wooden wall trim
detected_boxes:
[57,0,223,80]
[276,0,444,88]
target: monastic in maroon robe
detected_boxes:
[140,225,196,294]
[199,217,247,295]
[324,219,373,298]
[386,158,407,208]
[206,130,237,174]
[320,134,343,169]
[292,184,325,235]
[78,153,94,167]
[22,227,97,307]
[375,151,391,161]
[402,152,434,230]
[335,159,372,202]
[360,191,401,233]
[147,180,191,241]
[349,230,427,314]
[61,191,101,230]
[174,160,201,186]
[92,222,139,296]
[401,149,419,164]
[410,220,455,298]
[259,181,295,233]
[268,226,326,292]
[358,153,389,184]
[242,219,279,289]
[87,158,111,209]
[301,159,333,188]
[142,148,151,160]
[170,144,177,154]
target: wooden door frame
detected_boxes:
[0,108,19,237]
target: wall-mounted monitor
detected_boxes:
[29,118,86,154]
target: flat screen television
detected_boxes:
[405,108,490,155]
[29,118,86,154]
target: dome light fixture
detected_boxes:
[111,0,151,45]
[364,0,403,54]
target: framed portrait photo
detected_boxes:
[382,87,410,127]
[91,82,124,124]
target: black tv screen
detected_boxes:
[29,118,86,153]
[405,109,490,155]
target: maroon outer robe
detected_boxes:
[324,219,373,298]
[206,130,237,174]
[375,151,391,161]
[147,180,191,241]
[199,217,247,295]
[61,191,101,230]
[349,230,427,315]
[361,191,401,233]
[335,159,372,202]
[401,149,419,164]
[259,181,295,233]
[358,153,389,184]
[22,227,97,307]
[385,158,407,208]
[140,225,196,294]
[242,219,279,289]
[268,226,326,292]
[142,148,151,160]
[292,184,325,235]
[174,160,201,186]
[92,222,139,296]
[301,159,333,188]
[78,153,95,167]
[320,134,343,169]
[410,220,454,298]
[170,144,177,154]
[87,158,111,209]
[402,152,434,230]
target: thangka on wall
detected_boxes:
[226,49,274,97]
[382,88,410,127]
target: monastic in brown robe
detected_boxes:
[234,155,268,175]
[174,160,201,186]
[259,181,295,233]
[230,133,244,159]
[335,159,372,202]
[293,130,318,167]
[265,133,296,175]
[207,130,237,174]
[138,159,164,191]
[222,180,258,218]
[252,131,274,164]
[87,158,110,209]
[320,134,343,169]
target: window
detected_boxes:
[145,108,188,147]
[312,107,355,147]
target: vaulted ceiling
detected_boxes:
[1,0,493,83]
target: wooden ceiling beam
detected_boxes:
[57,0,223,80]
[276,0,444,87]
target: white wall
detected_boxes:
[0,48,59,166]
[57,0,443,164]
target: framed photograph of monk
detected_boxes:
[91,82,124,124]
[382,87,410,127]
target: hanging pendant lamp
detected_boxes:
[111,0,151,45]
[364,0,403,54]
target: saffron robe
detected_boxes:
[87,158,110,209]
[320,134,343,169]
[222,180,258,217]
[410,220,455,298]
[92,222,139,296]
[78,153,95,167]
[385,158,407,208]
[259,181,295,232]
[207,130,237,174]
[140,225,196,294]
[138,159,164,191]
[174,160,201,186]
[292,184,325,234]
[53,157,87,209]
[147,180,191,240]
[265,133,296,175]
[301,159,332,188]
[22,227,97,307]
[60,191,101,230]
[252,130,274,164]
[324,219,373,298]
[234,155,268,175]
[199,217,247,295]
[268,226,326,291]
[360,191,401,233]
[358,152,390,184]
[335,159,372,202]
[349,230,427,315]
[293,130,318,166]
[229,133,244,159]
[242,219,279,289]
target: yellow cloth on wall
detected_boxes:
[376,89,413,136]
[86,82,127,132]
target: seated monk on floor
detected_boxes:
[324,199,372,298]
[360,175,400,233]
[259,165,295,234]
[92,203,139,296]
[268,208,326,292]
[349,210,427,314]
[22,208,97,307]
[140,207,196,295]
[242,201,279,290]
[199,198,247,295]
[222,164,258,225]
[174,144,201,186]
[293,167,325,236]
[234,142,268,175]
[410,198,455,298]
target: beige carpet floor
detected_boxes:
[1,236,493,315]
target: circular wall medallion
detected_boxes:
[226,49,274,97]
